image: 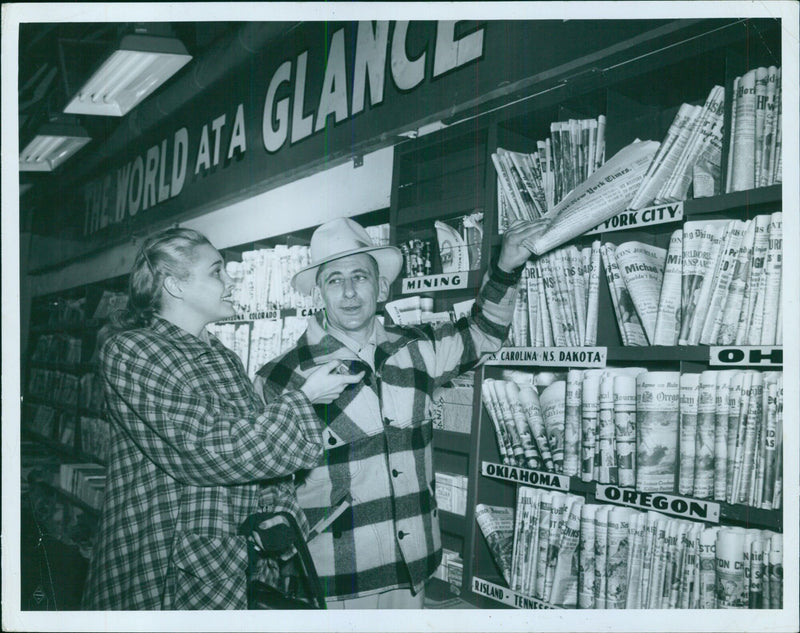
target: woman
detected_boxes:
[82,227,360,610]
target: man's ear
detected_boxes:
[163,275,183,300]
[312,285,323,307]
[377,276,390,302]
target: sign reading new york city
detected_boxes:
[583,201,683,235]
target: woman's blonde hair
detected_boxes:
[112,227,213,329]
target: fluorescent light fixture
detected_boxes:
[64,34,192,117]
[19,123,91,172]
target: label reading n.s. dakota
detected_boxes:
[709,346,782,367]
[584,202,684,236]
[472,577,555,609]
[401,272,468,294]
[485,347,607,367]
[482,461,570,491]
[595,484,721,522]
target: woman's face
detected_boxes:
[177,243,236,326]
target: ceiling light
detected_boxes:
[63,34,192,117]
[19,122,91,172]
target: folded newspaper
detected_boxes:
[522,140,660,256]
[475,503,515,585]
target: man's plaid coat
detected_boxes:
[255,263,520,600]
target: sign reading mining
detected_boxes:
[401,272,467,294]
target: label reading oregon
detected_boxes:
[486,346,607,367]
[584,202,683,236]
[401,272,467,294]
[595,484,721,522]
[709,346,782,367]
[482,461,570,491]
[471,577,553,609]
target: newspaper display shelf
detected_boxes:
[385,20,785,608]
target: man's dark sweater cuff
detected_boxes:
[490,254,525,286]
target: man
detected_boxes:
[254,216,539,608]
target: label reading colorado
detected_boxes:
[486,347,607,367]
[709,346,782,367]
[584,202,683,235]
[595,484,721,522]
[471,577,554,609]
[482,461,570,491]
[401,272,468,294]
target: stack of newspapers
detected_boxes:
[509,242,601,347]
[493,115,607,229]
[727,66,782,193]
[478,492,783,609]
[628,85,726,208]
[482,369,782,511]
[207,316,309,379]
[603,213,782,346]
[679,370,783,509]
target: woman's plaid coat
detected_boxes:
[254,263,520,600]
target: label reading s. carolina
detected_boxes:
[485,347,607,367]
[401,273,467,294]
[595,484,720,522]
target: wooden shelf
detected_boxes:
[394,192,485,228]
[433,429,472,454]
[683,184,781,216]
[439,510,466,535]
[605,345,709,362]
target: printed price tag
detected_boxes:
[709,346,782,367]
[595,484,721,523]
[584,202,684,235]
[482,461,570,491]
[401,272,468,294]
[471,577,555,609]
[485,347,607,367]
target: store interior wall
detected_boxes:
[27,146,393,298]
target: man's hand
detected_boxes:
[300,360,364,404]
[496,219,548,273]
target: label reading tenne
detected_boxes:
[401,272,467,294]
[709,346,782,367]
[482,461,570,491]
[472,577,554,609]
[584,202,683,235]
[486,347,607,367]
[595,484,721,522]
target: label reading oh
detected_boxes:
[584,202,683,235]
[710,346,782,367]
[401,272,466,294]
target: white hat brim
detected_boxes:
[292,245,403,295]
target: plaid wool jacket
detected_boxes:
[82,317,322,610]
[254,263,521,600]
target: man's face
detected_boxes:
[316,253,388,341]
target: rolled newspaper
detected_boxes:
[653,229,684,345]
[698,526,719,609]
[593,505,610,609]
[693,371,717,499]
[524,140,661,256]
[518,384,552,471]
[636,371,681,492]
[578,504,597,608]
[581,372,601,482]
[549,496,584,607]
[615,241,667,344]
[606,507,633,608]
[541,381,566,473]
[748,537,764,609]
[678,373,700,495]
[613,375,637,488]
[475,503,515,586]
[625,511,647,608]
[768,533,782,609]
[715,527,747,608]
[563,370,583,476]
[713,372,734,501]
[505,381,544,470]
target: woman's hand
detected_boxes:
[300,360,364,404]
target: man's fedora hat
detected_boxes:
[292,217,403,295]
